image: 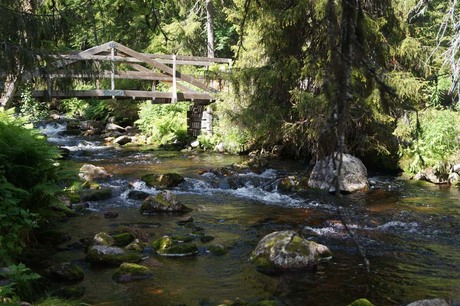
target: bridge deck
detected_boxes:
[32,89,213,104]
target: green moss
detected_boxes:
[112,263,153,283]
[251,254,276,271]
[65,191,81,204]
[286,235,310,255]
[151,236,173,250]
[208,244,227,255]
[157,243,198,256]
[347,298,374,306]
[113,232,135,247]
[80,188,112,201]
[141,173,184,189]
[81,180,101,189]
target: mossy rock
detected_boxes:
[208,244,227,256]
[141,173,185,189]
[45,263,84,282]
[127,190,150,200]
[347,298,374,306]
[81,180,101,189]
[158,243,199,257]
[151,236,198,257]
[80,187,112,201]
[93,232,115,246]
[86,245,143,266]
[125,239,145,252]
[112,263,153,283]
[251,230,332,273]
[113,232,135,247]
[140,192,192,215]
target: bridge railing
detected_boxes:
[24,41,232,104]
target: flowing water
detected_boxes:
[39,122,460,306]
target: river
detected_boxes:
[39,122,460,306]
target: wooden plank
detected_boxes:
[57,54,228,66]
[46,71,174,81]
[114,43,217,93]
[32,90,214,101]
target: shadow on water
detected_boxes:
[38,122,460,305]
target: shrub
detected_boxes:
[135,101,190,145]
[394,108,460,174]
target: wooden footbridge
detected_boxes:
[22,41,232,136]
[26,41,231,104]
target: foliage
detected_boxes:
[0,176,36,264]
[0,263,40,302]
[394,108,460,173]
[59,98,88,118]
[0,110,62,264]
[18,86,49,122]
[135,101,190,146]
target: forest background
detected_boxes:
[1,0,460,303]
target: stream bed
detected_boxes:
[39,122,460,305]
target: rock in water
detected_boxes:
[112,263,153,283]
[141,173,185,189]
[151,236,198,257]
[140,191,192,214]
[45,263,84,282]
[113,135,132,146]
[308,153,368,193]
[86,245,143,266]
[79,164,112,181]
[250,230,331,273]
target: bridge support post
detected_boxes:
[187,104,213,137]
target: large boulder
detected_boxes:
[140,191,192,215]
[308,153,368,193]
[112,263,153,283]
[86,245,143,266]
[141,173,185,189]
[250,230,332,273]
[79,164,112,181]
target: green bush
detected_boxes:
[59,98,88,118]
[18,86,49,122]
[135,101,190,145]
[394,109,460,174]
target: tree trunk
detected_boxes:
[206,0,215,58]
[0,75,19,108]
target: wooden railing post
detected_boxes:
[110,42,116,99]
[172,54,177,103]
